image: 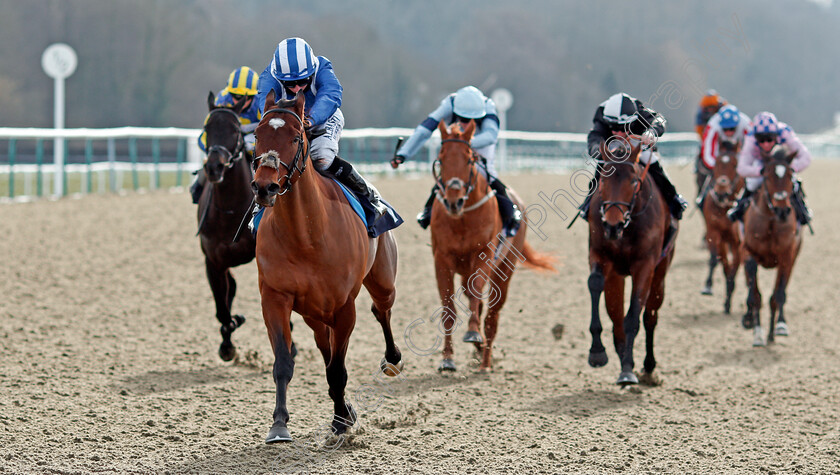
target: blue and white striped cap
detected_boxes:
[270,38,317,82]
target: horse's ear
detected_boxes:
[264,89,276,112]
[786,149,798,163]
[207,91,216,111]
[463,119,476,140]
[232,95,247,114]
[294,92,306,117]
[598,140,607,160]
[438,120,449,139]
[629,141,642,162]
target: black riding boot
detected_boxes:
[648,161,687,220]
[417,187,436,229]
[190,169,206,204]
[727,188,754,222]
[792,180,812,226]
[326,157,387,216]
[489,179,522,237]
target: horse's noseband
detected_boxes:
[254,108,309,196]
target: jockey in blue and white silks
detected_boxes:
[255,37,387,216]
[391,86,522,237]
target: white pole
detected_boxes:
[498,109,507,173]
[54,77,65,196]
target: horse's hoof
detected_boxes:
[219,341,236,362]
[462,331,483,344]
[331,404,356,435]
[616,371,639,386]
[265,423,292,444]
[380,358,404,377]
[741,313,755,329]
[438,359,457,372]
[639,371,662,386]
[701,286,713,296]
[724,303,731,315]
[752,327,766,347]
[588,351,608,368]
[775,322,789,336]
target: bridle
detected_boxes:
[253,108,310,196]
[759,160,792,220]
[596,157,653,230]
[434,138,495,212]
[204,107,245,169]
[709,149,741,208]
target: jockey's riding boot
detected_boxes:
[327,157,388,217]
[727,188,754,222]
[578,175,600,220]
[417,187,436,229]
[190,169,206,204]
[648,161,687,220]
[490,179,522,238]
[792,180,812,226]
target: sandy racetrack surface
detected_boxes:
[1,161,839,474]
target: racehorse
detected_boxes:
[196,92,255,361]
[250,92,403,443]
[586,140,677,385]
[700,140,743,313]
[741,145,803,347]
[430,121,555,372]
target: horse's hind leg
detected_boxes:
[641,264,667,384]
[618,263,655,385]
[723,238,740,315]
[205,260,241,361]
[327,301,358,435]
[479,263,516,372]
[364,233,403,376]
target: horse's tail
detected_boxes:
[520,241,558,273]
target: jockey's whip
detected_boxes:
[390,137,405,169]
[232,197,256,243]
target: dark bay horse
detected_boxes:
[250,92,402,443]
[197,92,255,361]
[741,145,803,347]
[430,121,555,372]
[700,141,743,313]
[587,141,676,385]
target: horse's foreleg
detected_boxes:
[723,236,740,315]
[744,256,764,346]
[205,260,240,361]
[604,271,625,363]
[619,263,655,385]
[702,235,718,295]
[643,264,667,378]
[770,267,790,342]
[587,264,607,367]
[260,288,295,444]
[327,302,357,435]
[364,233,403,376]
[434,261,458,372]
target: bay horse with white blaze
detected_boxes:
[700,140,743,313]
[250,92,403,443]
[196,92,254,361]
[587,141,676,385]
[741,145,803,347]
[431,121,555,372]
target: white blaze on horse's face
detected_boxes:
[775,165,786,178]
[269,118,285,130]
[721,155,730,164]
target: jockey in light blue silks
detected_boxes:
[190,66,262,204]
[390,86,522,237]
[255,37,387,216]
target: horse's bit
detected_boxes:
[254,108,310,196]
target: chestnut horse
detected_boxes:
[196,92,254,361]
[700,140,743,313]
[741,145,803,347]
[587,141,677,385]
[431,121,555,372]
[250,92,402,443]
